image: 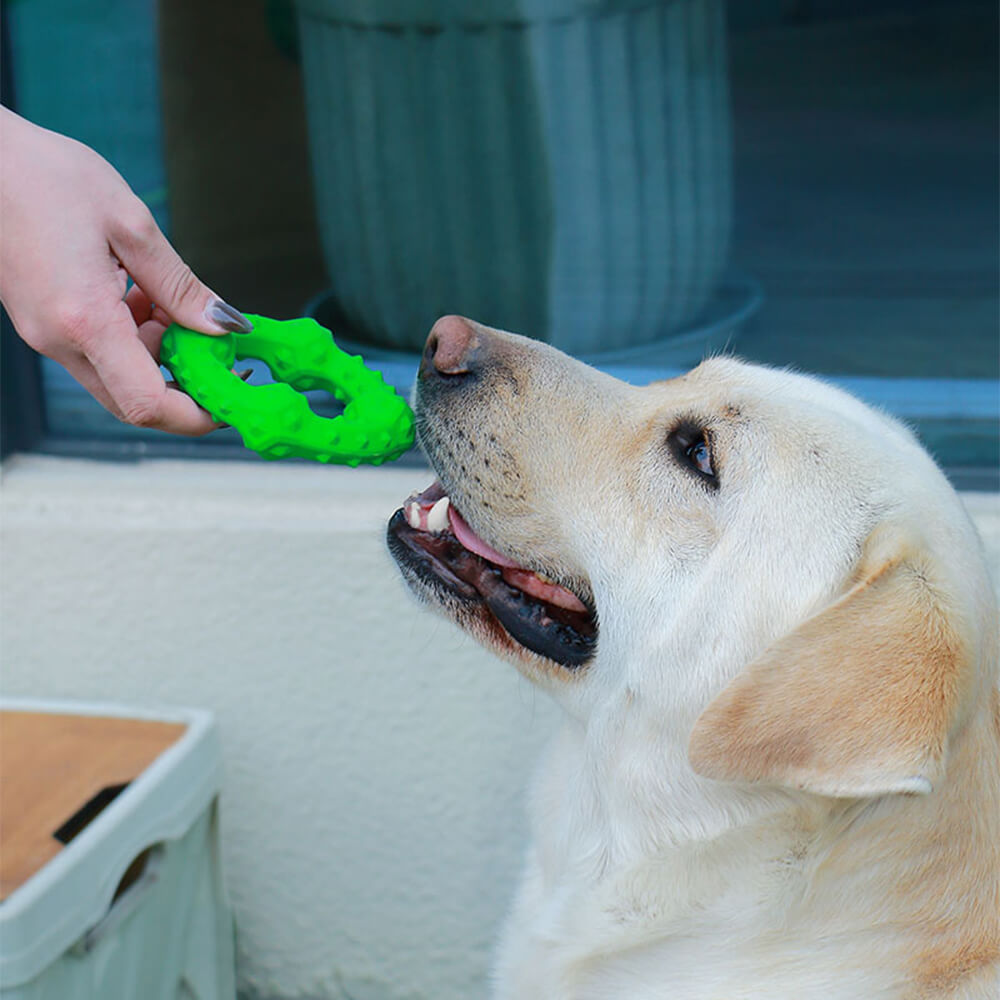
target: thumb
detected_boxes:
[109,200,252,335]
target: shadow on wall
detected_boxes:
[158,0,328,319]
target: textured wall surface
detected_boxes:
[1,456,997,1000]
[0,457,559,1000]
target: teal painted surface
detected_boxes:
[0,702,234,1000]
[6,0,170,230]
[2,811,234,1000]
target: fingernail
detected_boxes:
[206,299,253,333]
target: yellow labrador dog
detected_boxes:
[387,316,1000,999]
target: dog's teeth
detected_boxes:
[426,496,450,533]
[406,502,423,530]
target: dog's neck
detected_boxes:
[514,698,815,985]
[532,682,795,880]
[519,680,999,989]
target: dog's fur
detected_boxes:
[388,316,1000,999]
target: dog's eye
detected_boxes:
[667,422,718,488]
[687,439,714,477]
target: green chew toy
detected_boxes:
[160,315,414,466]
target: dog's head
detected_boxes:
[388,316,997,799]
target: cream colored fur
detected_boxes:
[402,318,1000,999]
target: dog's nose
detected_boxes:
[421,315,481,378]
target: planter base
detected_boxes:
[305,273,761,375]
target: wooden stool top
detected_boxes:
[0,710,186,900]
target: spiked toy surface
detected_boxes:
[160,315,414,465]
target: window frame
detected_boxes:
[7,347,997,489]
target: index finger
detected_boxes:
[83,301,221,435]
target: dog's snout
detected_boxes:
[421,315,481,379]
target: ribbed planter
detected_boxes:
[295,0,732,355]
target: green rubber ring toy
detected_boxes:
[160,315,414,466]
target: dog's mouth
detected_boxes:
[387,482,598,668]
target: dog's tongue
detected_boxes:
[406,480,588,613]
[447,504,519,568]
[449,503,587,613]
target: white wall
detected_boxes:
[0,456,560,1000]
[1,455,997,1000]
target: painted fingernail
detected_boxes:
[206,299,253,333]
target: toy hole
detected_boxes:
[237,358,347,419]
[229,358,272,386]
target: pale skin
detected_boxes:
[0,107,252,435]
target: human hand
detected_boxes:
[0,108,252,435]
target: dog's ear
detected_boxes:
[688,526,970,798]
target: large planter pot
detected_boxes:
[295,0,732,355]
